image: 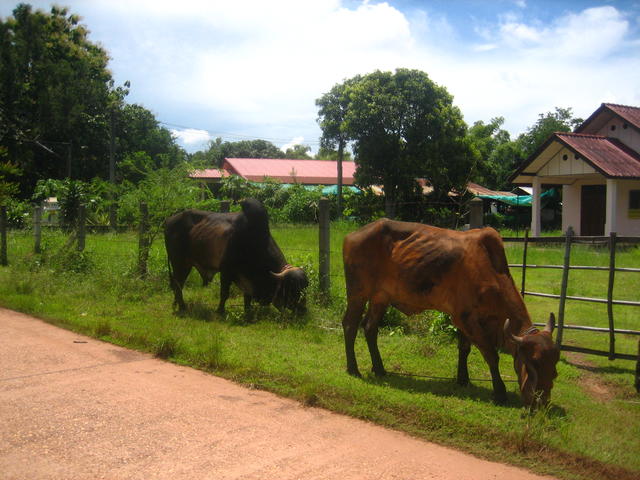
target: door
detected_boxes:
[580,185,606,236]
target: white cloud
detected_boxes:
[171,128,211,145]
[496,6,628,59]
[7,0,638,148]
[281,136,305,152]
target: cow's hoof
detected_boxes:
[347,368,362,378]
[456,377,470,387]
[372,368,387,377]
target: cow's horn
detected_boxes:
[270,270,287,279]
[544,313,556,334]
[504,319,524,344]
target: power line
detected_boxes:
[159,121,321,146]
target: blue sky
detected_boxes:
[2,1,640,153]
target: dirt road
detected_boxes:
[0,308,555,479]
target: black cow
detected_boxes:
[164,198,308,314]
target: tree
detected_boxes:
[334,69,476,217]
[468,117,514,190]
[517,107,583,158]
[0,4,185,198]
[0,4,113,195]
[283,144,312,159]
[202,138,285,167]
[316,77,360,216]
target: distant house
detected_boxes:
[511,103,640,236]
[190,158,357,187]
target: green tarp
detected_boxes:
[478,189,556,207]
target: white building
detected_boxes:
[511,103,640,236]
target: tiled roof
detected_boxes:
[467,182,515,197]
[576,103,640,134]
[603,103,640,130]
[223,158,357,185]
[189,168,230,179]
[555,132,640,178]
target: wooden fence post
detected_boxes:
[0,206,7,266]
[521,228,529,297]
[77,205,86,252]
[607,232,617,360]
[137,202,150,277]
[220,200,230,213]
[556,226,574,347]
[34,206,42,254]
[318,197,330,299]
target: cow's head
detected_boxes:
[505,314,560,407]
[271,266,309,314]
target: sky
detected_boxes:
[2,0,640,154]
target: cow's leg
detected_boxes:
[456,330,471,386]
[216,272,231,314]
[243,294,252,314]
[363,301,387,376]
[169,262,191,312]
[342,297,366,377]
[478,346,507,404]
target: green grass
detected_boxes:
[0,225,639,480]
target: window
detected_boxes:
[629,190,640,219]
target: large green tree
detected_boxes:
[517,107,583,158]
[0,4,113,195]
[199,138,285,167]
[468,117,515,190]
[316,76,360,215]
[0,4,185,197]
[323,69,477,217]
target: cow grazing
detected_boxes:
[342,219,560,406]
[164,198,308,314]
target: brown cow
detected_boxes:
[164,199,308,314]
[342,218,560,406]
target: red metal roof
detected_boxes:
[555,132,640,178]
[223,158,357,185]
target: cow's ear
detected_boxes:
[544,313,556,334]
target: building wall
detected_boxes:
[563,178,640,235]
[593,118,640,151]
[615,179,640,235]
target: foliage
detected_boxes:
[468,117,517,190]
[318,69,478,218]
[277,184,322,223]
[283,144,312,159]
[517,107,583,158]
[32,178,102,228]
[199,138,285,167]
[117,162,207,239]
[0,4,186,197]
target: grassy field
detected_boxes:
[0,223,639,480]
